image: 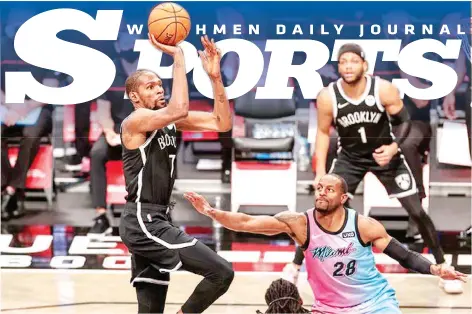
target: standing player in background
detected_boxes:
[442,16,472,240]
[184,174,467,314]
[119,35,234,314]
[284,43,462,293]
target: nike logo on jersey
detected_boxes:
[337,112,382,128]
[157,134,177,150]
[310,242,357,262]
[338,102,350,109]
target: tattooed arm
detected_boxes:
[175,36,232,132]
[184,192,308,245]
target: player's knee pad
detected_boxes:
[220,262,235,284]
[221,266,235,291]
[211,262,234,290]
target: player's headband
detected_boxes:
[337,44,366,61]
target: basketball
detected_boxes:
[148,2,191,46]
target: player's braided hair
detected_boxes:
[125,69,160,97]
[260,279,310,314]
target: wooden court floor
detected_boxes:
[1,270,471,313]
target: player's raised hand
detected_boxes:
[184,192,216,218]
[148,33,183,57]
[198,35,222,80]
[431,264,468,283]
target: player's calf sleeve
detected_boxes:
[398,194,445,264]
[181,262,234,313]
[292,246,305,266]
[136,282,168,314]
[384,238,432,274]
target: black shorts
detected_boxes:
[329,150,417,199]
[119,202,197,286]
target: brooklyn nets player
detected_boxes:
[119,35,234,313]
[284,43,460,293]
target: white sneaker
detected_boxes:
[281,263,300,285]
[439,278,463,294]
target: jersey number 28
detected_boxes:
[333,260,357,277]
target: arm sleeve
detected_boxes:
[383,238,432,274]
[390,106,411,145]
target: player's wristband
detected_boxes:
[292,246,305,266]
[383,238,432,274]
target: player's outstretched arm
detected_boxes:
[358,215,468,282]
[176,36,232,132]
[184,192,306,242]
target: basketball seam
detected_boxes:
[173,5,184,13]
[148,16,190,27]
[153,7,176,14]
[171,3,177,46]
[156,23,174,43]
[175,22,189,36]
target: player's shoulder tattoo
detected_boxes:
[274,211,303,224]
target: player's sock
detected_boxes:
[397,194,445,264]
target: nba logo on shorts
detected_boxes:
[395,174,411,190]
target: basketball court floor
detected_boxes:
[2,270,471,313]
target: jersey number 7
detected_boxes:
[169,154,176,177]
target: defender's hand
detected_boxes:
[431,264,468,283]
[148,33,183,57]
[198,35,222,80]
[373,143,398,167]
[184,192,216,217]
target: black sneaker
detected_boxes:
[87,213,112,239]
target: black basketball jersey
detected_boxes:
[121,122,178,205]
[329,75,394,158]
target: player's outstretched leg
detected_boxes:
[178,241,234,313]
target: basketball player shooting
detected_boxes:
[184,175,468,314]
[118,34,234,314]
[284,43,461,293]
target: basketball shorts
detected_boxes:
[329,150,417,199]
[119,202,198,286]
